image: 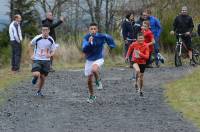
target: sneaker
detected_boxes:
[140,91,144,97]
[87,95,96,103]
[158,53,165,64]
[36,91,44,97]
[96,80,103,90]
[32,77,38,85]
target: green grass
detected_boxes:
[165,67,200,128]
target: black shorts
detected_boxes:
[132,62,146,73]
[180,36,192,50]
[139,64,146,73]
[31,60,51,76]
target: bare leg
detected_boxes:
[38,74,46,92]
[92,64,100,82]
[133,63,140,90]
[87,75,94,96]
[189,50,192,60]
[139,73,144,91]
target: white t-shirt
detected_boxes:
[31,34,56,60]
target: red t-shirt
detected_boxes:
[126,41,149,64]
[142,29,154,53]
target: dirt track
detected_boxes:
[0,66,199,132]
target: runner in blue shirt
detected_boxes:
[82,22,116,103]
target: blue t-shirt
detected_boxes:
[82,33,116,61]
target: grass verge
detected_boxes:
[165,66,200,128]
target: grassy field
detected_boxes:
[165,66,200,128]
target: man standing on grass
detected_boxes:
[9,14,22,73]
[82,22,116,103]
[29,24,56,97]
[42,12,64,72]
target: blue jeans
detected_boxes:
[154,37,160,65]
[11,41,21,71]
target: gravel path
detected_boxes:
[0,66,199,132]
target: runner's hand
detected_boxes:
[89,36,94,44]
[125,57,129,63]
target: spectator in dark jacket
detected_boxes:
[121,11,140,68]
[170,6,195,65]
[42,12,64,71]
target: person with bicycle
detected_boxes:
[82,22,116,103]
[170,6,195,66]
[126,33,150,96]
[121,11,140,68]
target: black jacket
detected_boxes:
[173,15,194,34]
[121,19,140,40]
[42,18,63,41]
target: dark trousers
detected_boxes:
[11,41,22,71]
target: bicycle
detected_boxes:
[174,33,200,67]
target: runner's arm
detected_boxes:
[125,44,134,59]
[105,34,116,49]
[28,42,35,60]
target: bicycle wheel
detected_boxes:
[175,45,182,67]
[192,48,200,64]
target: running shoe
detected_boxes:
[140,91,144,97]
[158,53,165,64]
[96,80,103,90]
[32,77,38,85]
[36,91,44,97]
[87,95,96,103]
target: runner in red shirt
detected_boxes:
[141,20,155,68]
[126,33,149,96]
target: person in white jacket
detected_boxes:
[9,14,22,73]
